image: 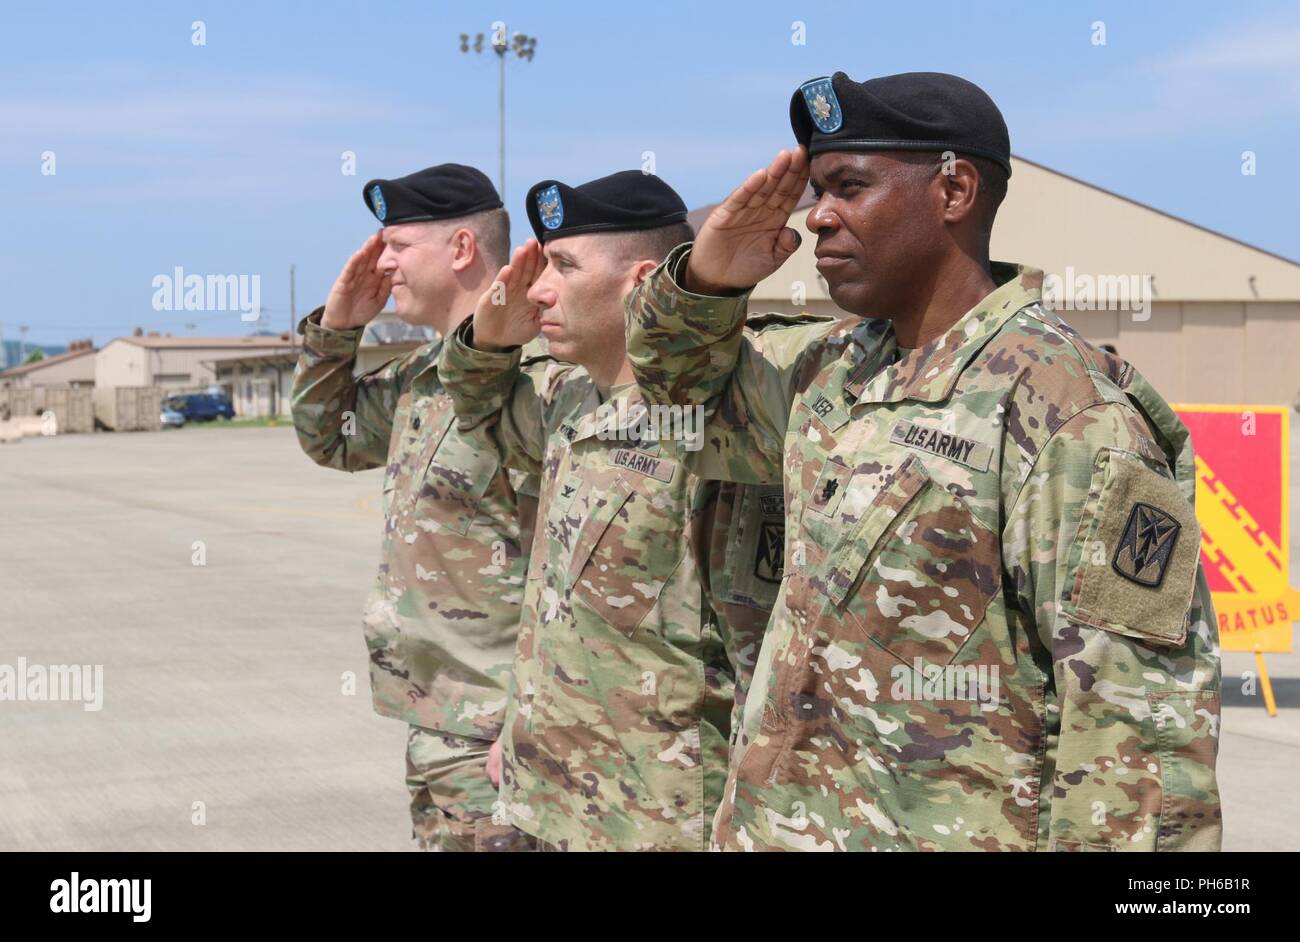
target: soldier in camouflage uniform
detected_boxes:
[438,171,793,850]
[291,164,537,851]
[626,72,1221,851]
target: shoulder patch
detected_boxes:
[1112,502,1181,587]
[754,521,785,583]
[1062,448,1200,646]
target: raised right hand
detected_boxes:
[321,232,392,330]
[471,239,544,352]
[686,147,810,295]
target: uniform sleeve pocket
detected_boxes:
[1063,448,1200,646]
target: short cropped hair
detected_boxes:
[893,151,1007,237]
[437,207,511,269]
[604,221,696,267]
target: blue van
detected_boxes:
[163,393,235,422]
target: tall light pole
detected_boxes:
[460,23,537,203]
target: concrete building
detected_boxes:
[94,331,298,391]
[0,340,96,389]
[210,313,428,417]
[689,155,1300,407]
[209,352,298,418]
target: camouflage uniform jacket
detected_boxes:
[626,246,1222,852]
[291,307,540,739]
[438,317,784,850]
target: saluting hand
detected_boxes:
[471,239,544,352]
[321,231,393,330]
[686,147,810,295]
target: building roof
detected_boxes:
[0,345,96,379]
[115,334,298,350]
[205,340,425,373]
[206,352,300,371]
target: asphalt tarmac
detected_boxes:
[1,424,1296,850]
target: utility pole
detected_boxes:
[460,23,537,203]
[18,325,28,364]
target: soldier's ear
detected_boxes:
[630,258,658,287]
[939,158,981,226]
[449,226,477,272]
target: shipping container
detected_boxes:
[43,386,94,434]
[0,386,36,419]
[136,386,162,431]
[93,385,163,431]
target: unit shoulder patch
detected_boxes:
[1063,448,1200,646]
[754,520,784,583]
[1112,501,1181,587]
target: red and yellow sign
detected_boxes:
[1175,404,1297,655]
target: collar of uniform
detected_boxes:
[565,381,648,444]
[842,318,897,401]
[857,262,1042,405]
[408,335,445,388]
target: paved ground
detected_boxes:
[0,423,1297,850]
[0,425,409,850]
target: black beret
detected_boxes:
[525,170,688,243]
[362,163,502,225]
[790,71,1011,177]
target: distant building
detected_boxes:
[95,330,297,391]
[0,340,96,389]
[690,155,1300,407]
[209,314,428,417]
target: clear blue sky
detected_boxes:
[2,0,1296,346]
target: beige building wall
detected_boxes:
[97,339,297,390]
[356,343,423,375]
[221,367,292,418]
[0,352,96,388]
[1243,303,1300,406]
[95,341,148,387]
[144,348,226,387]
